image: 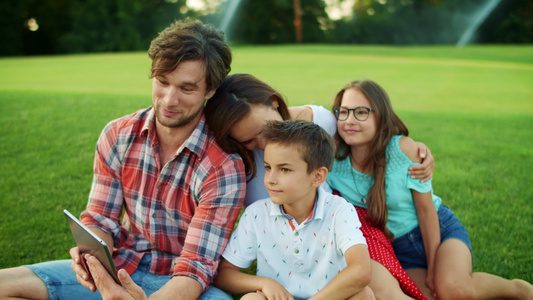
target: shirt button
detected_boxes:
[152,213,156,218]
[294,249,299,254]
[157,185,162,189]
[294,231,299,236]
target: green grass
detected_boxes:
[0,45,532,284]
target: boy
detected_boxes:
[214,120,374,300]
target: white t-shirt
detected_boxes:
[243,105,337,206]
[222,187,366,298]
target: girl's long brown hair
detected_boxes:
[205,74,290,180]
[331,79,408,239]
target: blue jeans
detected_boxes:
[391,205,473,270]
[26,255,232,300]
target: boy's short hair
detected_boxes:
[263,120,335,173]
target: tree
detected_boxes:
[59,0,193,54]
[325,0,533,45]
[0,0,197,56]
[220,0,328,44]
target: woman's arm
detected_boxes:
[408,142,435,183]
[309,245,372,300]
[214,258,293,299]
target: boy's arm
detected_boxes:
[309,244,372,300]
[214,258,292,298]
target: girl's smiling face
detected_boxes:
[336,88,377,150]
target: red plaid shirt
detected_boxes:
[80,107,245,290]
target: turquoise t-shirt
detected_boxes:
[326,135,442,238]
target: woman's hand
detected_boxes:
[409,142,435,183]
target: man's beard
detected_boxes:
[155,104,203,128]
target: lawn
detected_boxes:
[0,45,532,284]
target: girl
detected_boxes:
[327,79,533,300]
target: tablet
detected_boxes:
[63,209,120,284]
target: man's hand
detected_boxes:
[85,254,147,300]
[70,247,97,292]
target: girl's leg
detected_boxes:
[369,260,415,300]
[434,239,533,300]
[347,286,376,300]
[0,266,50,299]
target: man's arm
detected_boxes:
[81,123,127,246]
[148,276,202,300]
[309,245,372,300]
[85,256,203,300]
[171,156,245,291]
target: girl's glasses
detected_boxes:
[334,106,374,121]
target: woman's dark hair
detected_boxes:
[205,74,290,179]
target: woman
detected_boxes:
[326,79,533,300]
[206,73,348,205]
[205,73,433,299]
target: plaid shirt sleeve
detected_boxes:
[80,120,128,247]
[172,150,245,290]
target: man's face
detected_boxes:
[151,60,215,129]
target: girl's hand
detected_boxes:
[426,271,436,298]
[409,142,435,183]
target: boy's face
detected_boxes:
[263,143,317,207]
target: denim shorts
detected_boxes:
[26,254,232,300]
[391,205,473,270]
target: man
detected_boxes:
[0,18,245,300]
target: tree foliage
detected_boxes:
[205,0,328,44]
[326,0,533,45]
[0,0,198,56]
[0,0,531,56]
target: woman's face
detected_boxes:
[229,103,283,150]
[337,88,377,149]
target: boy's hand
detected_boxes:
[260,278,294,300]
